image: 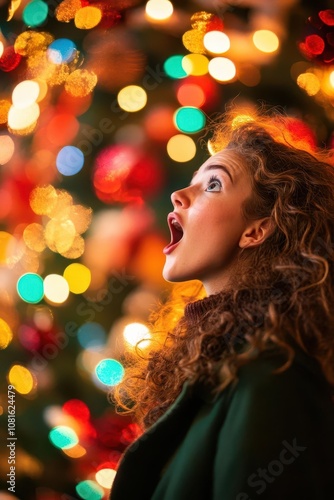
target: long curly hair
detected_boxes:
[112,110,334,429]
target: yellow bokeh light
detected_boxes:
[182,30,205,54]
[12,80,40,109]
[14,31,54,57]
[64,69,98,97]
[74,6,102,29]
[7,102,40,133]
[329,70,334,88]
[182,54,209,76]
[117,85,148,112]
[44,218,76,254]
[56,0,82,22]
[95,468,117,488]
[145,0,173,21]
[44,274,70,304]
[0,318,13,350]
[63,263,91,294]
[62,443,86,458]
[253,30,279,54]
[167,134,196,162]
[29,185,58,216]
[208,57,236,82]
[8,365,35,395]
[0,135,15,165]
[203,31,230,54]
[0,41,3,58]
[23,223,46,252]
[0,99,11,124]
[59,234,85,259]
[123,322,151,348]
[297,72,321,96]
[0,232,16,265]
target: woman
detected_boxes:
[109,111,334,499]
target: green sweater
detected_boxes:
[109,345,334,499]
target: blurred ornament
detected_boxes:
[93,144,164,203]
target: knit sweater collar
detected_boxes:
[184,291,226,324]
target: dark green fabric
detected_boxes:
[109,346,334,499]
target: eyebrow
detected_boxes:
[191,163,234,184]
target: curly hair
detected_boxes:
[112,110,334,429]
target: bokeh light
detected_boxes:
[95,359,125,386]
[17,273,44,304]
[0,135,15,165]
[182,54,209,76]
[174,106,206,133]
[63,263,91,294]
[44,274,70,304]
[63,399,90,421]
[8,365,35,394]
[117,85,148,112]
[76,480,104,500]
[0,318,13,350]
[12,80,40,109]
[297,72,321,96]
[56,146,85,176]
[75,6,102,29]
[176,82,206,107]
[253,30,279,54]
[167,134,196,162]
[23,223,46,252]
[208,57,236,82]
[23,0,49,28]
[123,322,151,348]
[47,38,77,64]
[30,184,58,215]
[145,0,173,21]
[64,69,98,97]
[164,55,187,79]
[8,102,40,134]
[95,468,117,489]
[203,31,230,54]
[49,425,79,449]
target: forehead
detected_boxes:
[197,148,245,175]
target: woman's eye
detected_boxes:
[206,177,222,192]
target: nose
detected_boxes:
[171,187,191,209]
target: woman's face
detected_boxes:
[163,149,254,294]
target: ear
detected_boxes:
[239,217,274,249]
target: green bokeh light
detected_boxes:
[174,106,206,133]
[17,273,44,304]
[23,0,49,28]
[164,55,187,79]
[49,425,79,449]
[95,358,125,386]
[76,480,104,500]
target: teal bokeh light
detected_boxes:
[164,55,187,79]
[17,273,44,304]
[95,359,124,386]
[49,426,78,450]
[23,0,48,27]
[174,106,206,133]
[76,480,104,500]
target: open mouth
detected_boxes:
[163,214,184,254]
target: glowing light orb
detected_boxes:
[76,480,104,500]
[167,134,196,162]
[23,223,46,252]
[0,318,13,349]
[174,106,206,134]
[182,54,209,76]
[64,69,98,97]
[44,274,70,304]
[77,322,106,350]
[123,322,151,348]
[297,72,321,96]
[117,85,147,112]
[63,399,90,421]
[49,425,79,449]
[56,146,84,176]
[164,55,187,79]
[8,365,34,394]
[23,0,49,27]
[208,57,236,82]
[0,135,15,165]
[0,42,3,58]
[145,0,173,20]
[0,99,11,124]
[95,468,117,488]
[182,29,205,54]
[63,263,91,294]
[176,82,205,107]
[95,358,124,386]
[253,30,279,53]
[8,102,40,133]
[12,80,40,109]
[75,6,102,29]
[29,185,58,215]
[203,31,230,54]
[47,38,77,64]
[17,273,44,304]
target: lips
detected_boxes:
[163,213,184,255]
